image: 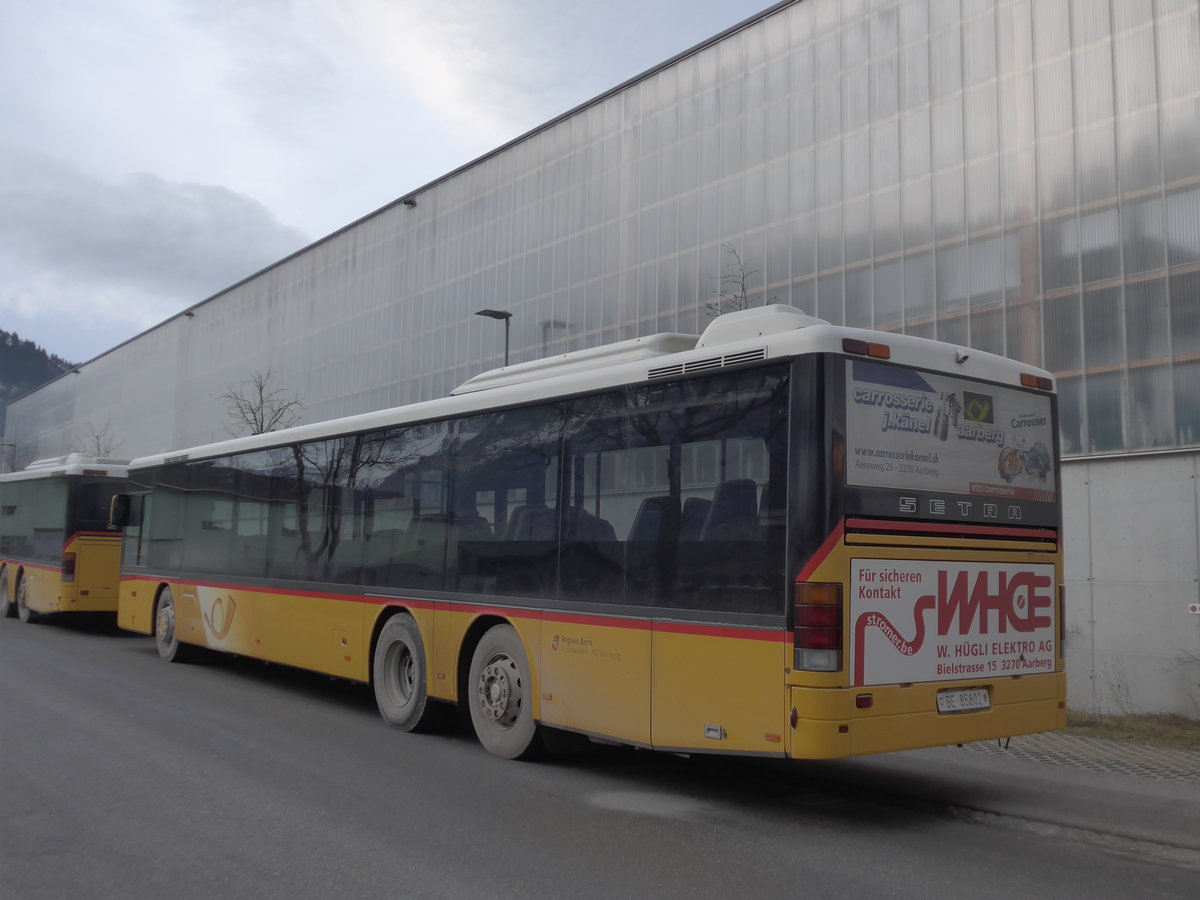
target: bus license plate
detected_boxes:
[936,688,990,714]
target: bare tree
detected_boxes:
[220,370,303,436]
[704,243,759,319]
[72,417,122,458]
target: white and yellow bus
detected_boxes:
[1,455,129,622]
[114,306,1064,759]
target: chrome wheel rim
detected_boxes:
[383,640,415,707]
[477,653,523,728]
[156,595,176,646]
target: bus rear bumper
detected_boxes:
[59,591,119,613]
[788,674,1067,759]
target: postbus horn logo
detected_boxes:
[203,594,238,640]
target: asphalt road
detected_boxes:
[2,614,1197,899]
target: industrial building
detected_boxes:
[5,0,1198,718]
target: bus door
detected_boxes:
[537,399,653,746]
[647,472,791,756]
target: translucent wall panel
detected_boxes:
[1124,278,1170,361]
[1087,371,1126,452]
[1171,271,1200,356]
[1128,366,1175,448]
[8,0,1200,465]
[1176,362,1200,445]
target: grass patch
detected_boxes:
[1066,712,1200,752]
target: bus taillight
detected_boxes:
[842,338,891,359]
[794,582,842,672]
[61,551,77,582]
[1059,585,1065,648]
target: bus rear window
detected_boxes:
[78,479,127,532]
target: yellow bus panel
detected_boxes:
[539,613,652,746]
[790,674,1067,758]
[652,625,789,755]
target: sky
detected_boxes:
[1,0,777,365]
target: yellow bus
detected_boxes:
[114,306,1064,759]
[1,455,129,623]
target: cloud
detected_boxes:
[0,147,309,360]
[309,0,773,160]
[311,0,544,149]
[0,0,773,365]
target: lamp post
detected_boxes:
[475,309,513,366]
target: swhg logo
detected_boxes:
[930,569,1053,636]
[851,560,1056,686]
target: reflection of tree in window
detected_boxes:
[564,367,790,612]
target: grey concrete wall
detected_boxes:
[1062,451,1200,720]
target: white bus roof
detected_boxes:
[0,454,130,483]
[127,306,1053,471]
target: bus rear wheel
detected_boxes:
[15,577,39,624]
[0,569,12,618]
[467,624,539,759]
[155,587,193,662]
[372,613,434,732]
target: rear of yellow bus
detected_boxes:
[10,469,127,616]
[50,530,124,613]
[7,532,123,616]
[786,344,1065,759]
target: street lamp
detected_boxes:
[475,309,513,366]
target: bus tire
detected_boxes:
[0,568,12,618]
[372,613,433,732]
[467,624,539,759]
[15,576,39,624]
[155,586,193,662]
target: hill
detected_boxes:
[1,330,77,415]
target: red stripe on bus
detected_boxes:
[3,560,59,573]
[118,575,786,640]
[651,621,788,642]
[543,610,786,641]
[542,610,646,630]
[64,531,121,550]
[357,594,440,610]
[122,576,437,610]
[845,518,1058,541]
[797,521,845,582]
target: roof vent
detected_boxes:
[453,332,699,395]
[647,347,767,380]
[696,305,826,349]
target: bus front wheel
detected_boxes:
[467,624,539,759]
[155,587,192,662]
[0,569,12,618]
[15,576,39,624]
[372,613,434,732]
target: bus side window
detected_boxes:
[698,478,760,542]
[122,494,148,567]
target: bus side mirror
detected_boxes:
[109,494,131,529]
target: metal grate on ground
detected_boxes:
[961,732,1200,784]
